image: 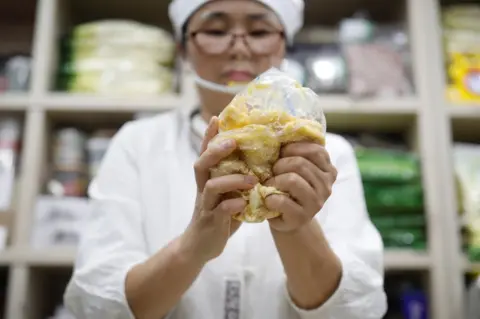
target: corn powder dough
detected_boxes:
[210,98,325,223]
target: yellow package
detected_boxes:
[209,68,326,223]
[447,52,480,103]
[444,27,480,103]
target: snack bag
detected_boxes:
[453,143,480,261]
[209,68,326,223]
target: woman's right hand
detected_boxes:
[181,117,258,263]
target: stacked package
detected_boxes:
[47,128,115,197]
[453,143,480,261]
[286,12,413,98]
[0,117,22,211]
[0,55,31,92]
[56,20,176,95]
[443,5,480,104]
[355,147,426,250]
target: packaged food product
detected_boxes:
[382,228,426,250]
[0,118,22,210]
[5,55,31,91]
[72,20,175,58]
[343,42,412,98]
[49,128,88,197]
[355,147,421,184]
[58,61,173,95]
[453,143,480,261]
[443,5,480,32]
[289,43,348,94]
[443,5,480,103]
[370,215,425,229]
[209,68,326,223]
[57,20,176,95]
[338,14,413,98]
[363,182,424,212]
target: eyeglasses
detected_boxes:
[186,30,285,55]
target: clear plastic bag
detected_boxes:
[209,68,327,223]
[57,20,176,95]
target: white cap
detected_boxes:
[168,0,304,44]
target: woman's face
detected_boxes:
[183,0,286,86]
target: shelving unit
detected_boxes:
[0,0,477,318]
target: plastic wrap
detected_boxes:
[209,68,326,223]
[363,182,424,212]
[71,20,176,63]
[339,14,413,98]
[355,147,421,183]
[453,143,480,261]
[57,20,176,95]
[443,5,480,103]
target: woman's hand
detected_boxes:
[265,142,337,233]
[182,117,257,263]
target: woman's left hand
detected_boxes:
[265,142,338,233]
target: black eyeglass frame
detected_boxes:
[184,29,286,55]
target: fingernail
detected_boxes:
[244,175,258,185]
[221,139,234,149]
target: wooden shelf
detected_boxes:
[449,105,480,142]
[15,247,76,267]
[320,96,420,114]
[0,0,470,318]
[2,247,431,271]
[39,93,184,113]
[0,93,30,110]
[384,250,431,271]
[0,249,19,266]
[449,105,480,119]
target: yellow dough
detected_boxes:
[210,98,325,223]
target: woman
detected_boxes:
[64,0,387,318]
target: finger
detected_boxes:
[203,174,257,210]
[273,156,323,191]
[265,173,317,208]
[213,197,247,219]
[195,138,237,192]
[281,142,332,172]
[264,195,306,230]
[265,194,303,215]
[200,116,219,155]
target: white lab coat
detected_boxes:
[64,108,387,319]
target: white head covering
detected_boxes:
[168,0,305,44]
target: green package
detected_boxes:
[381,229,427,250]
[355,147,421,184]
[453,143,480,262]
[363,182,424,211]
[371,215,426,229]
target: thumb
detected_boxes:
[200,117,219,155]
